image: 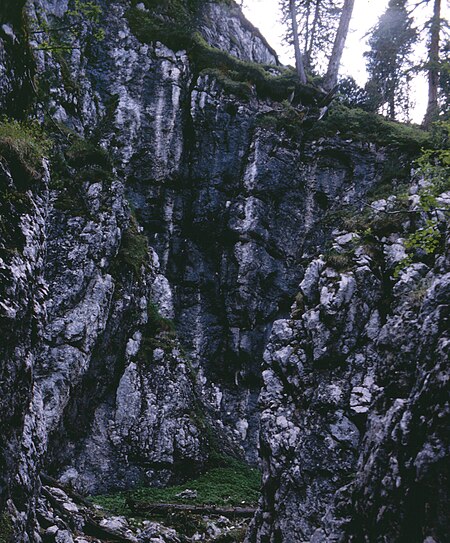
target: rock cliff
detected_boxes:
[0,0,448,542]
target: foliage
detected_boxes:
[308,103,428,150]
[394,220,442,277]
[126,5,318,102]
[336,76,373,110]
[404,220,442,254]
[0,117,51,178]
[32,0,104,52]
[0,513,13,543]
[393,122,449,277]
[439,39,450,117]
[279,0,343,74]
[256,103,306,138]
[115,217,149,277]
[364,0,417,120]
[91,463,261,516]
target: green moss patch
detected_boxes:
[126,6,316,102]
[113,217,149,277]
[91,463,261,516]
[309,104,429,150]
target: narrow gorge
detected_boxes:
[0,1,448,542]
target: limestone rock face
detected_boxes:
[198,3,279,65]
[247,208,450,542]
[20,0,390,473]
[0,0,448,542]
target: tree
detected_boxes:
[438,39,450,117]
[423,0,442,126]
[323,0,355,90]
[280,0,355,87]
[365,0,417,120]
[280,0,343,80]
[288,0,307,83]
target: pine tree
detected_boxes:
[438,39,450,118]
[365,0,417,120]
[279,0,343,78]
[423,0,442,126]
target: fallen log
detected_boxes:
[127,499,256,518]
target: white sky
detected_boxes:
[242,0,448,123]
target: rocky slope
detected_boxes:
[0,0,449,542]
[247,183,450,542]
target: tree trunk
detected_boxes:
[290,0,307,84]
[306,0,321,70]
[423,0,441,127]
[323,0,355,91]
[127,500,257,518]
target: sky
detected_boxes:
[242,0,447,123]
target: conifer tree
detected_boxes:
[423,0,442,126]
[279,0,343,79]
[365,0,417,120]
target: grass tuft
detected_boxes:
[91,463,260,517]
[0,117,51,179]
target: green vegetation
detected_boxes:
[138,301,177,356]
[51,136,114,215]
[0,512,13,543]
[308,104,429,150]
[65,138,112,170]
[291,291,305,319]
[91,463,260,516]
[393,121,450,277]
[33,0,104,52]
[394,220,443,277]
[324,249,355,272]
[126,4,312,102]
[256,103,306,138]
[0,118,51,178]
[114,217,149,277]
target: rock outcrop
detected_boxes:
[0,0,448,542]
[247,185,450,542]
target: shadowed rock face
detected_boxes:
[246,206,450,542]
[0,1,448,542]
